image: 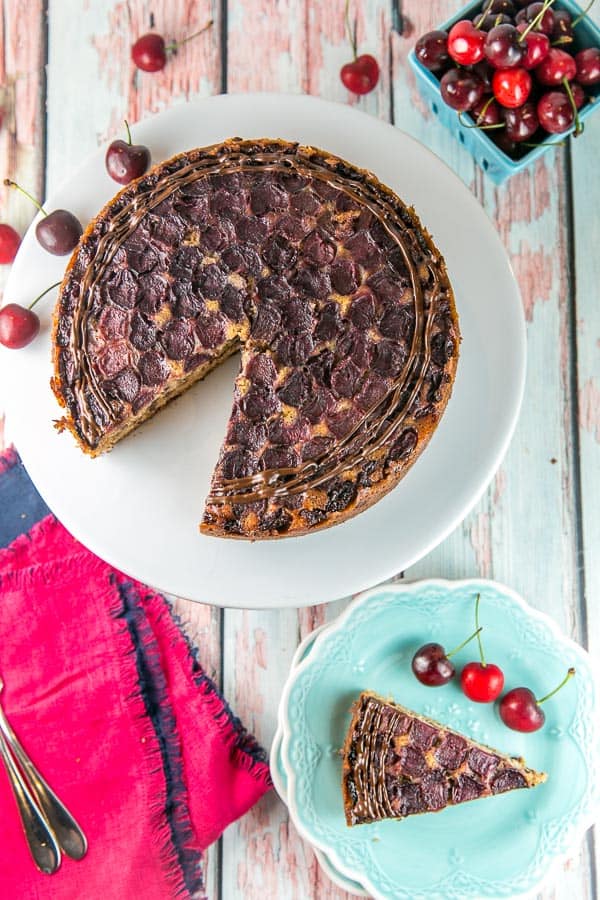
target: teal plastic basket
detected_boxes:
[408,0,600,184]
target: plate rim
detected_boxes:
[270,726,369,897]
[277,576,600,899]
[0,92,526,608]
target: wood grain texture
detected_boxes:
[0,0,598,897]
[0,0,46,451]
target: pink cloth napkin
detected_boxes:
[0,450,271,898]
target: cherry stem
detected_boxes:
[572,0,596,28]
[474,0,493,29]
[537,667,576,705]
[28,281,61,311]
[447,627,483,659]
[124,119,132,146]
[344,0,358,59]
[458,109,505,131]
[3,179,47,217]
[518,0,557,43]
[563,76,584,136]
[474,594,486,667]
[164,19,214,52]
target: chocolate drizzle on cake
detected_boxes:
[342,692,546,827]
[52,139,460,539]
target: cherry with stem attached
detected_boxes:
[0,281,61,349]
[460,595,505,702]
[4,179,82,256]
[106,120,151,185]
[340,0,380,95]
[412,626,483,687]
[132,20,213,73]
[499,667,575,732]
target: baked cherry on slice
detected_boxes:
[499,668,575,732]
[106,120,151,185]
[4,179,82,256]
[460,595,505,703]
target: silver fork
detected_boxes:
[0,676,87,866]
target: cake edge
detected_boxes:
[341,690,547,827]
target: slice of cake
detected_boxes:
[342,691,546,826]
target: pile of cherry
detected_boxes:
[416,0,600,159]
[411,595,575,732]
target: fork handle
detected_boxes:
[0,730,60,874]
[0,711,87,860]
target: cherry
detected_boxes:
[340,1,379,94]
[552,10,573,46]
[412,626,483,687]
[535,48,577,86]
[493,67,532,107]
[0,281,60,349]
[516,3,555,36]
[485,0,517,13]
[561,80,585,109]
[131,20,213,73]
[473,12,512,31]
[522,31,550,69]
[472,96,503,127]
[415,30,450,72]
[462,663,505,702]
[459,595,505,703]
[4,179,82,256]
[340,55,380,94]
[494,130,518,155]
[499,668,575,732]
[132,34,166,72]
[105,120,151,185]
[504,100,539,140]
[440,69,485,111]
[472,61,495,93]
[485,24,526,68]
[537,90,575,133]
[0,223,21,264]
[575,48,600,87]
[36,211,82,256]
[447,20,486,65]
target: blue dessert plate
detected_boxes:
[278,579,600,900]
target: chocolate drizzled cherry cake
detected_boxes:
[52,139,459,539]
[342,692,545,826]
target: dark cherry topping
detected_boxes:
[54,140,458,538]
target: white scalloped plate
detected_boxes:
[278,579,600,899]
[0,94,525,607]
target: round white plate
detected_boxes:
[0,93,525,608]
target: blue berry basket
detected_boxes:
[408,0,600,184]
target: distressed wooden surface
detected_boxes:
[0,1,598,898]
